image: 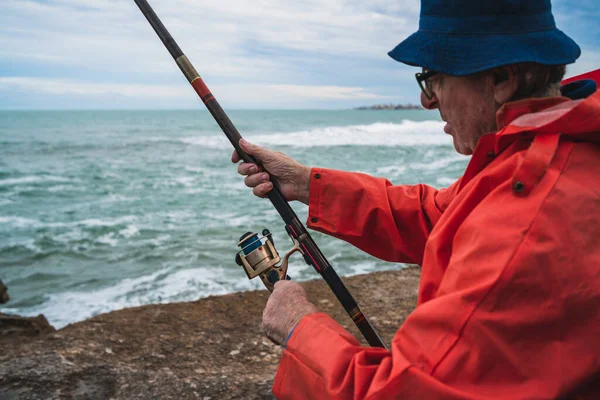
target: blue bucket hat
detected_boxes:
[388,0,581,76]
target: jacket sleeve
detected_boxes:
[306,168,459,264]
[273,312,474,400]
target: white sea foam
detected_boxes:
[173,177,197,187]
[183,188,207,195]
[1,237,42,253]
[201,211,256,229]
[102,194,137,203]
[179,136,230,148]
[0,266,263,329]
[0,216,40,229]
[0,215,137,229]
[347,261,380,276]
[72,216,138,228]
[96,232,118,247]
[184,166,226,178]
[375,165,408,176]
[250,121,449,148]
[436,177,457,186]
[119,225,139,239]
[184,166,205,173]
[138,234,171,247]
[156,210,196,221]
[221,181,250,192]
[0,176,72,186]
[409,154,465,171]
[47,185,85,192]
[177,120,448,149]
[53,229,86,244]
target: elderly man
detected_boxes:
[233,0,600,398]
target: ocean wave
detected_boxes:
[251,121,449,148]
[436,177,457,186]
[0,266,263,329]
[0,215,137,230]
[119,225,139,239]
[408,154,465,171]
[0,240,43,257]
[47,185,85,192]
[173,120,448,149]
[101,194,138,203]
[375,165,408,175]
[0,175,73,187]
[96,232,119,247]
[0,216,40,229]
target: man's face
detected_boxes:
[420,72,498,155]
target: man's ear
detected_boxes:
[492,66,519,104]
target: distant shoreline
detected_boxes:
[355,104,422,110]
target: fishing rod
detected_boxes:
[133,0,386,348]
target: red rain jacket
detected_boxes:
[273,77,600,399]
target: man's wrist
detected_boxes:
[284,322,300,347]
[298,166,312,205]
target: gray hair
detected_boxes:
[509,63,566,101]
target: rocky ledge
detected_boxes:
[0,267,420,400]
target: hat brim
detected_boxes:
[388,28,581,76]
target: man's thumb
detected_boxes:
[239,138,254,154]
[240,138,269,163]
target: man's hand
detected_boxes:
[262,280,319,345]
[232,139,312,204]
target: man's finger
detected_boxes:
[245,173,270,188]
[239,138,254,154]
[273,280,294,290]
[253,182,274,197]
[238,162,259,176]
[231,150,241,163]
[233,139,257,163]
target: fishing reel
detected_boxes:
[235,229,301,292]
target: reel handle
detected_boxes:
[266,269,292,286]
[236,230,299,292]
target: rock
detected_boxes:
[0,268,421,399]
[0,280,8,304]
[0,313,56,338]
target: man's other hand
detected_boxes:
[262,280,318,345]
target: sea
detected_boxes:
[0,109,468,328]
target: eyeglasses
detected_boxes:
[415,69,439,100]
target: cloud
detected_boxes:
[265,84,380,99]
[0,76,386,108]
[0,77,187,97]
[567,49,600,78]
[0,0,416,108]
[0,0,417,80]
[1,0,597,109]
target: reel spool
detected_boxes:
[235,229,300,292]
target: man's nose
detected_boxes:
[421,91,439,110]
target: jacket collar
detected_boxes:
[495,89,600,152]
[496,96,572,130]
[458,89,600,192]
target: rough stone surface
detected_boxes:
[0,280,8,304]
[0,313,56,338]
[0,268,420,399]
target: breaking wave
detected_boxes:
[149,120,449,149]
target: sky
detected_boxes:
[0,0,599,110]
